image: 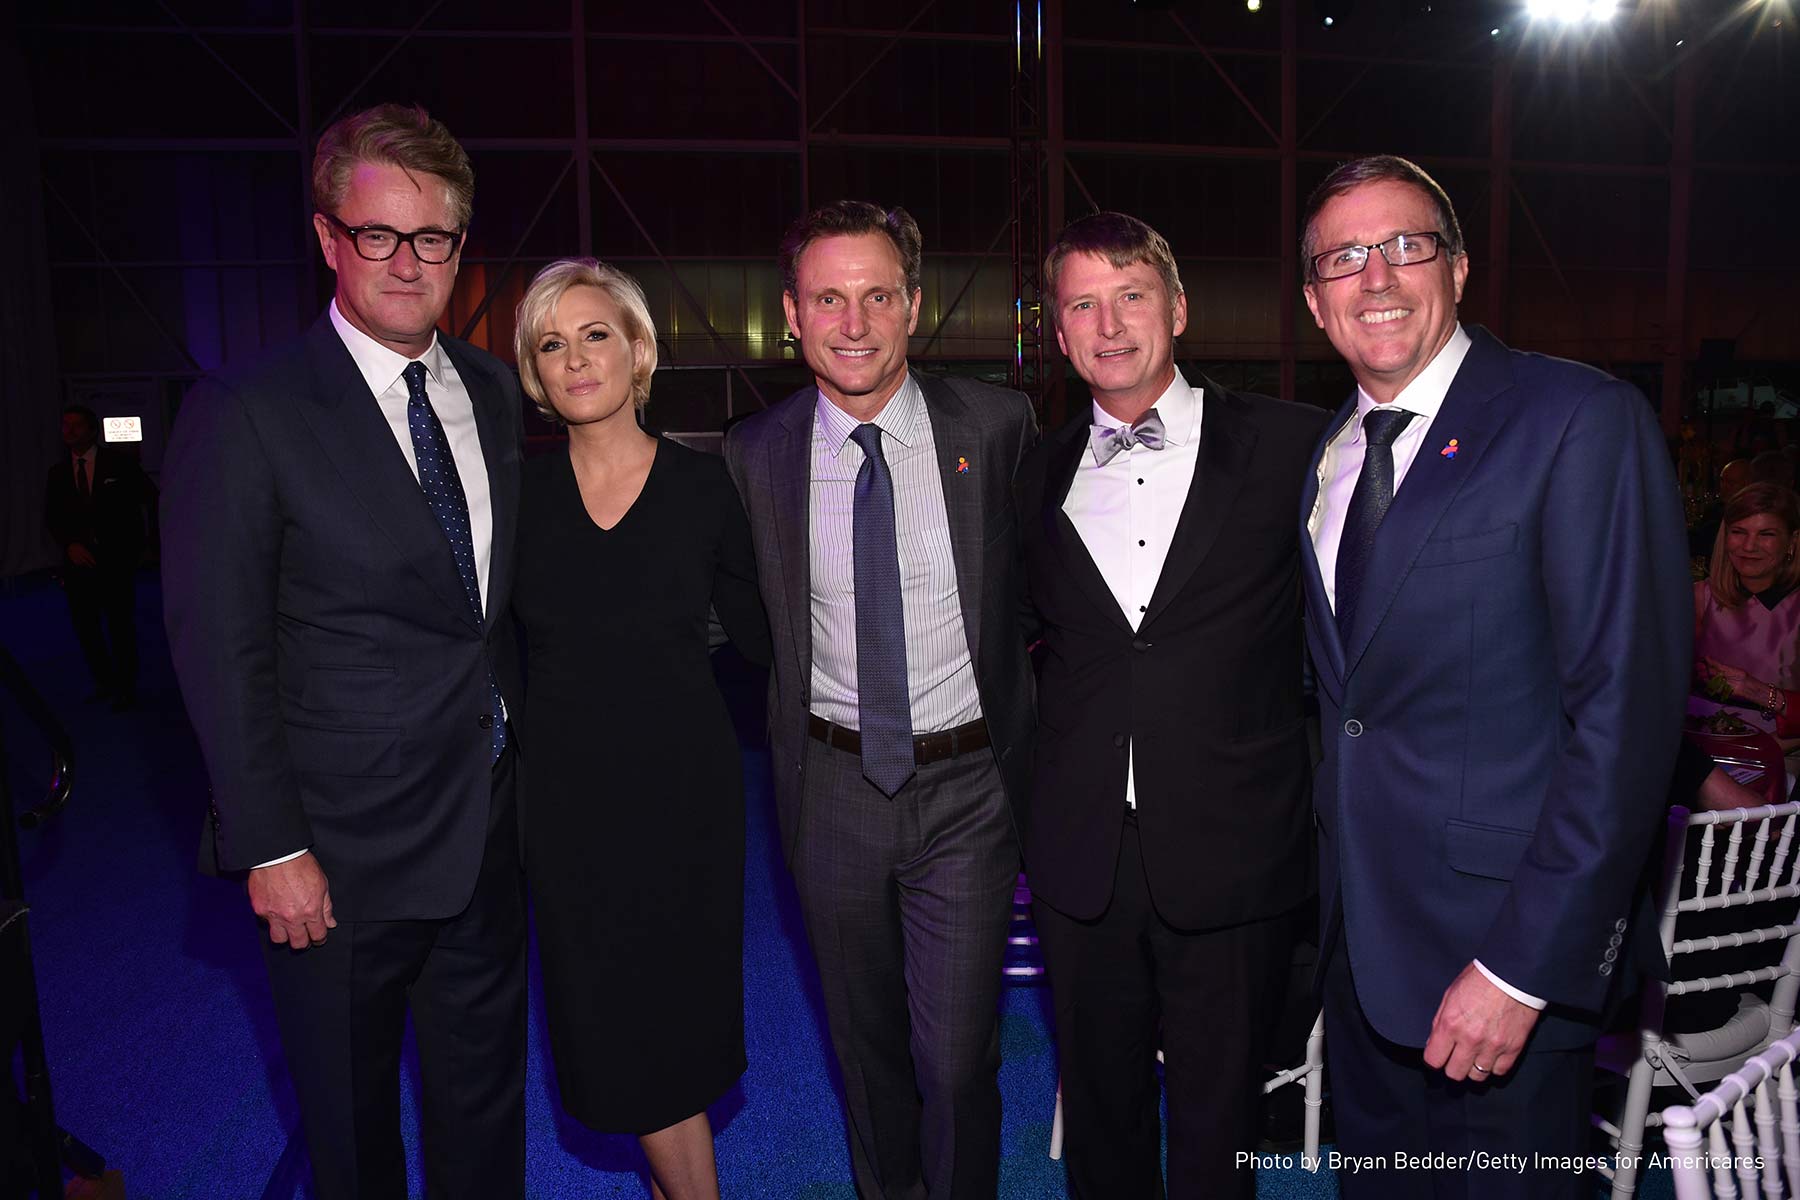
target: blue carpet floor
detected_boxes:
[0,571,1661,1198]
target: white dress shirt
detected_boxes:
[1306,324,1543,1011]
[258,306,499,871]
[1062,370,1203,809]
[807,375,983,734]
[330,300,495,613]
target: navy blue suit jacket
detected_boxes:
[1303,326,1689,1051]
[161,314,524,922]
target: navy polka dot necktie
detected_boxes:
[404,361,507,762]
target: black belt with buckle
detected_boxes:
[807,714,991,767]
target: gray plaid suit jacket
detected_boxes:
[723,371,1038,858]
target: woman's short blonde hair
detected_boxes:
[1708,482,1800,607]
[513,258,658,422]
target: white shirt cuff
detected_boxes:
[252,849,309,869]
[1473,959,1547,1010]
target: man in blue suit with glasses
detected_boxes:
[1298,154,1688,1198]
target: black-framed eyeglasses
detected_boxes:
[1310,231,1448,282]
[323,212,463,264]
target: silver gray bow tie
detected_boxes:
[1090,410,1167,466]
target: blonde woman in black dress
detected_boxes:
[510,258,769,1200]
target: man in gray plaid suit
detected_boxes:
[724,200,1037,1199]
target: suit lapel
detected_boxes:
[1302,395,1357,683]
[1341,328,1515,677]
[443,335,518,625]
[1142,382,1257,628]
[767,389,816,692]
[295,317,479,630]
[918,374,986,664]
[1041,416,1134,634]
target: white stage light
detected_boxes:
[1246,0,1262,11]
[1526,0,1618,21]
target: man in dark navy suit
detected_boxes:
[161,104,525,1200]
[1299,155,1689,1198]
[44,403,156,708]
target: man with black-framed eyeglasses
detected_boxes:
[1298,154,1688,1199]
[161,103,526,1200]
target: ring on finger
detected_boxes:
[1472,1063,1491,1075]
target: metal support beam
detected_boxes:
[1167,12,1279,146]
[43,180,202,372]
[809,0,938,133]
[572,0,592,257]
[591,155,769,408]
[454,156,576,343]
[705,0,799,102]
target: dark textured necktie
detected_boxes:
[1334,406,1415,638]
[848,423,913,796]
[404,361,507,762]
[1090,409,1167,466]
[74,455,89,502]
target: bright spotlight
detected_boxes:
[1323,14,1335,25]
[1246,0,1262,10]
[1526,0,1617,19]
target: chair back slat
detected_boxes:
[1748,819,1776,894]
[1700,824,1721,898]
[1721,822,1748,897]
[1772,814,1797,885]
[1780,1062,1800,1200]
[1715,1117,1741,1198]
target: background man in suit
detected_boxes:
[44,403,156,709]
[1299,155,1688,1197]
[723,201,1036,1199]
[1016,212,1328,1197]
[161,104,525,1200]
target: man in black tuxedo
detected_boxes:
[44,404,155,709]
[1017,212,1328,1197]
[161,105,525,1200]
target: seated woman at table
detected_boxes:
[509,258,770,1200]
[1691,482,1800,759]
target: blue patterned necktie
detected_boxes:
[1334,405,1415,639]
[1090,408,1167,466]
[404,361,507,762]
[848,423,913,797]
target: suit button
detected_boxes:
[1615,918,1628,933]
[1344,719,1363,737]
[1604,947,1619,963]
[478,713,494,730]
[1608,933,1623,948]
[1112,733,1126,748]
[1599,962,1613,977]
[1131,638,1149,652]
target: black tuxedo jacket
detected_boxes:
[1018,376,1330,930]
[46,445,156,565]
[161,314,524,922]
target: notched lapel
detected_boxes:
[768,395,814,689]
[920,376,986,664]
[1341,341,1515,676]
[296,322,479,630]
[1141,391,1257,627]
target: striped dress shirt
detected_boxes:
[808,375,984,734]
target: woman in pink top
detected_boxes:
[1693,483,1800,747]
